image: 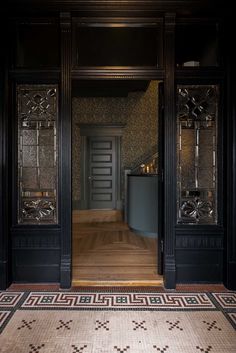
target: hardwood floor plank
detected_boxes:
[72,217,161,284]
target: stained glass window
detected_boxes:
[17,85,58,224]
[177,85,218,224]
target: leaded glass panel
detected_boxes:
[17,85,58,224]
[177,85,218,224]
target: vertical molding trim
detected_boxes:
[225,18,236,289]
[0,19,10,289]
[164,13,176,289]
[60,12,72,289]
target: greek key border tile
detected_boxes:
[0,292,24,308]
[21,292,215,310]
[211,293,236,309]
[228,313,236,326]
[0,311,11,328]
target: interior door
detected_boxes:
[87,136,116,209]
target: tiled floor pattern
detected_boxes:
[0,291,235,353]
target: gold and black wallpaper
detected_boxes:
[72,80,159,207]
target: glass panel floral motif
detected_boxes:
[17,85,58,224]
[177,85,218,224]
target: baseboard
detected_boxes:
[225,261,236,290]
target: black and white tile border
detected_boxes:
[21,292,215,309]
[0,291,235,333]
[0,292,24,307]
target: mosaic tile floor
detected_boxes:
[0,291,236,353]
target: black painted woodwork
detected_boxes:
[72,80,150,97]
[9,78,61,283]
[163,13,176,289]
[176,226,224,283]
[157,83,164,276]
[175,19,220,68]
[12,228,61,282]
[0,21,10,289]
[0,0,234,290]
[73,25,162,67]
[60,12,72,289]
[12,19,60,69]
[225,18,236,290]
[2,1,226,18]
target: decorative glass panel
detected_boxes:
[17,85,58,224]
[177,85,218,224]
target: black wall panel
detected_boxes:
[176,228,224,282]
[11,229,60,282]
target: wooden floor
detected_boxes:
[72,219,162,286]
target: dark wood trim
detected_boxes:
[60,12,72,289]
[163,12,176,289]
[72,17,163,26]
[176,69,225,81]
[0,27,10,289]
[78,123,126,136]
[3,1,225,17]
[8,16,60,71]
[157,82,164,275]
[9,70,60,81]
[225,20,236,289]
[72,68,165,80]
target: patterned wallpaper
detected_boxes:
[72,80,159,205]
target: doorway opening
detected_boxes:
[71,80,163,286]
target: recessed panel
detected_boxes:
[92,193,112,201]
[92,180,112,189]
[74,26,162,67]
[92,167,112,176]
[15,23,60,68]
[176,23,219,67]
[91,141,112,150]
[92,154,112,163]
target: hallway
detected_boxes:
[72,212,162,286]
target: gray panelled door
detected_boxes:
[88,136,116,209]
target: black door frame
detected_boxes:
[0,12,177,290]
[1,8,235,290]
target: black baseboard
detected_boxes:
[225,261,236,290]
[12,249,60,283]
[0,261,9,290]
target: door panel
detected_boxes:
[88,136,116,209]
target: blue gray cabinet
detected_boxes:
[127,174,158,237]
